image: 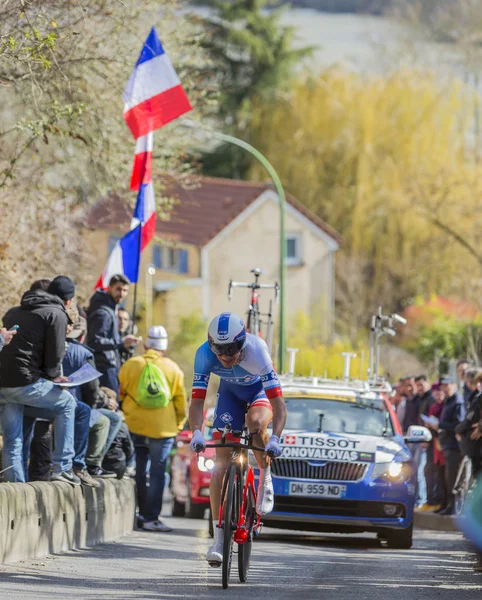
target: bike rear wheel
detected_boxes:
[238,485,255,583]
[222,463,241,589]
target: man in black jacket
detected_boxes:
[86,274,139,398]
[438,376,466,515]
[0,276,80,485]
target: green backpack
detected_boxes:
[135,359,171,409]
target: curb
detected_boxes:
[414,510,458,532]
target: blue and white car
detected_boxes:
[261,376,431,549]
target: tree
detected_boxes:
[195,0,312,177]
[0,0,215,311]
[247,68,482,321]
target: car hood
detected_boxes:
[279,430,405,464]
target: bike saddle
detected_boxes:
[250,268,264,275]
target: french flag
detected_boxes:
[95,182,157,289]
[123,27,192,140]
[130,132,153,191]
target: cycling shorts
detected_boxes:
[212,379,272,440]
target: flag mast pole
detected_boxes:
[131,223,143,327]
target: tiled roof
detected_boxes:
[84,176,341,247]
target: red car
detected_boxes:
[171,416,216,520]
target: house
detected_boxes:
[83,176,341,340]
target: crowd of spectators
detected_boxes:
[0,274,187,533]
[390,360,482,516]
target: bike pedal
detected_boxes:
[208,560,222,568]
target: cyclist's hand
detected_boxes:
[190,429,206,453]
[265,434,282,458]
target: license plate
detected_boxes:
[288,482,347,498]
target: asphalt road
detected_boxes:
[1,516,481,600]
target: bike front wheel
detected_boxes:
[222,463,242,589]
[238,485,255,583]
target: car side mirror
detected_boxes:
[404,425,432,443]
[176,430,193,445]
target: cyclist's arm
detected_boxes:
[189,346,211,432]
[260,363,287,437]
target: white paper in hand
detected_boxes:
[53,363,102,387]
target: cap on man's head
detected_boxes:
[440,375,456,385]
[47,276,76,301]
[67,316,87,340]
[146,325,168,351]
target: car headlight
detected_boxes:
[198,456,215,472]
[371,461,411,482]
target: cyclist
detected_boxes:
[189,312,287,566]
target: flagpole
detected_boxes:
[179,119,287,373]
[131,223,143,326]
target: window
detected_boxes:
[165,247,177,270]
[108,235,121,255]
[153,245,163,269]
[178,249,189,274]
[286,233,302,266]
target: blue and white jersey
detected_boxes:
[191,334,282,400]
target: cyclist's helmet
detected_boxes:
[208,312,247,357]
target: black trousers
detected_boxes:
[28,420,52,481]
[443,448,461,509]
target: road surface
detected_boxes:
[0,517,481,599]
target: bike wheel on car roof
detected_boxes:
[238,484,255,583]
[222,462,242,590]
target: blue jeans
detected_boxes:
[0,379,76,482]
[98,408,122,459]
[22,400,91,475]
[410,445,428,506]
[131,434,174,522]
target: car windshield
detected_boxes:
[284,397,394,437]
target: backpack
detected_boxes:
[135,359,171,409]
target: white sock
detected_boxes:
[213,519,222,543]
[261,466,272,483]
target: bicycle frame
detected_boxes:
[203,440,263,545]
[227,268,279,349]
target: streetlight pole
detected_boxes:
[180,120,287,372]
[146,264,156,331]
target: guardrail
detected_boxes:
[0,478,135,564]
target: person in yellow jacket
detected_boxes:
[119,325,187,532]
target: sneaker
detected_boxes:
[142,520,172,532]
[256,471,274,515]
[87,466,116,478]
[74,468,100,488]
[51,470,81,486]
[207,541,223,567]
[433,505,447,514]
[439,506,455,516]
[427,504,441,512]
[416,504,433,511]
[125,465,136,478]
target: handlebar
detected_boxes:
[194,442,276,458]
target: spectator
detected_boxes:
[437,375,466,515]
[63,310,122,478]
[402,375,418,434]
[102,421,135,479]
[456,359,472,406]
[0,276,79,485]
[414,375,435,510]
[456,369,482,479]
[426,383,448,513]
[0,327,17,352]
[86,275,139,397]
[118,307,136,366]
[119,325,187,532]
[392,378,407,428]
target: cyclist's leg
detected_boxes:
[246,387,273,468]
[246,387,274,515]
[208,381,246,564]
